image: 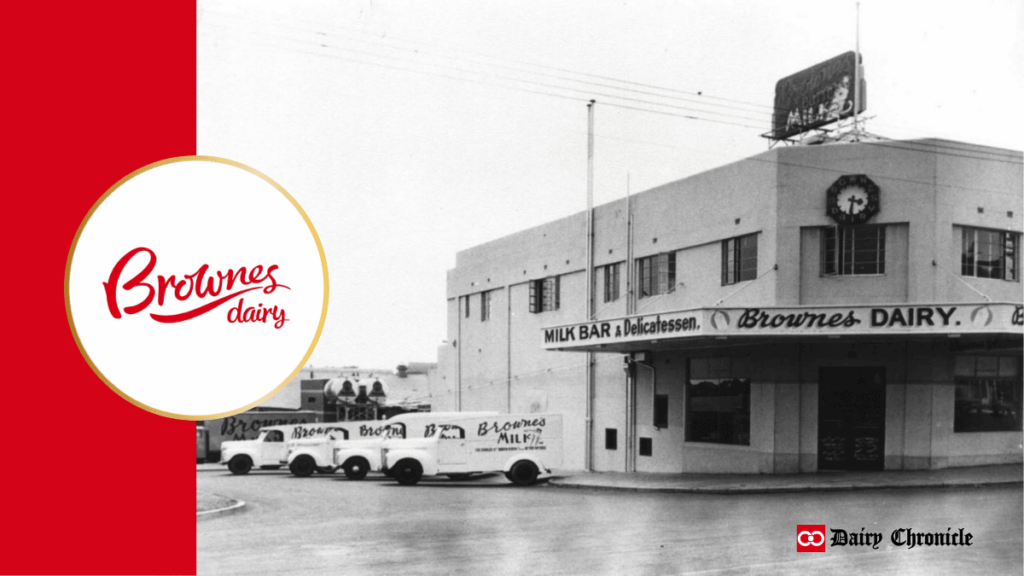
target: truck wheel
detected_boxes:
[344,458,370,480]
[228,455,252,475]
[259,465,281,470]
[446,473,473,481]
[289,455,316,477]
[315,466,336,474]
[508,460,539,486]
[393,459,423,486]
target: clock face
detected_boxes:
[836,186,868,215]
[826,175,880,224]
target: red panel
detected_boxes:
[2,2,196,575]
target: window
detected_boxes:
[638,252,676,298]
[962,227,1018,281]
[687,357,751,446]
[480,291,492,321]
[722,234,758,285]
[638,437,652,457]
[654,394,669,429]
[605,428,618,450]
[822,225,886,275]
[529,276,560,313]
[463,295,470,318]
[954,356,1022,433]
[264,430,284,442]
[602,263,621,303]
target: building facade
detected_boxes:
[433,139,1023,474]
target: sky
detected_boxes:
[197,0,1023,371]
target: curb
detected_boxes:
[547,479,1023,495]
[196,499,246,519]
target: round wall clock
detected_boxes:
[826,174,880,224]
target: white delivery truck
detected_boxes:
[286,411,498,479]
[220,423,348,475]
[381,413,563,486]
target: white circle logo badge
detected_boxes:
[66,157,328,420]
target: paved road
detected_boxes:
[198,470,1022,575]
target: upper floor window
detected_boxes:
[463,295,470,318]
[721,234,757,286]
[529,276,560,313]
[822,225,886,276]
[480,290,492,321]
[602,263,621,303]
[962,227,1018,281]
[638,252,675,298]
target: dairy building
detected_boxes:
[432,138,1023,474]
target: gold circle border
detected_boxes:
[64,156,330,421]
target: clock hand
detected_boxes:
[846,195,864,213]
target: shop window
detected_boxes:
[654,395,669,429]
[686,357,751,446]
[822,225,886,275]
[529,276,560,313]
[639,437,652,457]
[638,252,675,298]
[954,356,1022,433]
[605,428,617,450]
[602,263,621,303]
[722,234,758,285]
[480,291,492,322]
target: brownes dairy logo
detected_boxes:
[104,247,290,328]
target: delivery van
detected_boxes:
[220,423,348,475]
[380,413,563,486]
[286,411,497,479]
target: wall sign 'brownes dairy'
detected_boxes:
[542,304,1024,350]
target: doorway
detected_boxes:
[818,367,886,471]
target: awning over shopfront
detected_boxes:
[541,302,1024,352]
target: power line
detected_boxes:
[202,6,1024,154]
[203,21,774,127]
[202,14,1021,162]
[202,7,780,116]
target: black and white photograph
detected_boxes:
[194,1,1023,574]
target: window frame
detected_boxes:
[954,355,1022,433]
[529,276,560,313]
[685,357,751,447]
[480,290,492,322]
[602,262,621,303]
[721,234,758,286]
[961,226,1019,282]
[637,252,676,299]
[821,224,887,276]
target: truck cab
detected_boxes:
[381,414,563,486]
[283,424,353,477]
[286,411,499,479]
[220,425,292,475]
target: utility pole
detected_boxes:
[585,99,595,472]
[854,1,861,141]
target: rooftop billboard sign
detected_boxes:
[772,51,866,140]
